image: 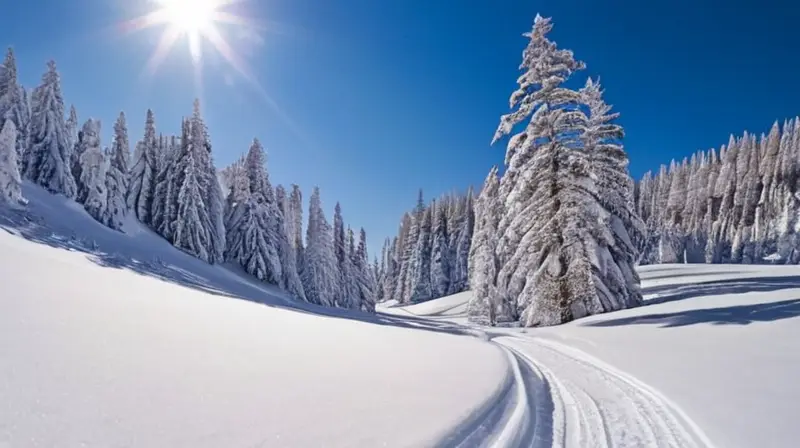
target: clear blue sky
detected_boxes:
[2,0,799,254]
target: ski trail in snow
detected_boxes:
[436,342,550,448]
[495,335,715,448]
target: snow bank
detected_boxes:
[389,264,800,448]
[0,184,507,447]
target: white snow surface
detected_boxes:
[383,263,800,448]
[0,183,506,448]
[4,183,800,447]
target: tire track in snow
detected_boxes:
[499,335,715,448]
[436,341,553,448]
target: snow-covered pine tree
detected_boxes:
[468,166,503,325]
[288,184,304,273]
[127,109,158,225]
[173,125,210,262]
[344,227,361,310]
[0,49,29,164]
[409,206,433,303]
[239,138,287,285]
[354,228,376,312]
[451,189,474,293]
[332,202,355,307]
[391,213,412,302]
[188,100,225,263]
[381,237,398,302]
[302,187,337,306]
[0,120,24,205]
[707,137,739,263]
[221,157,249,257]
[24,61,76,198]
[77,119,108,223]
[102,112,130,230]
[579,77,643,301]
[226,192,282,283]
[429,199,450,298]
[275,184,306,300]
[151,135,180,241]
[64,105,78,173]
[490,14,641,327]
[398,191,425,303]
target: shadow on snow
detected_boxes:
[584,298,800,328]
[0,203,474,340]
[642,275,800,306]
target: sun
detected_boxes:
[122,0,254,72]
[158,0,217,35]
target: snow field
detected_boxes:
[386,263,800,447]
[0,228,508,447]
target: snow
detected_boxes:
[382,263,800,447]
[5,181,800,447]
[0,182,506,447]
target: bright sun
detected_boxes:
[158,0,217,34]
[122,0,269,101]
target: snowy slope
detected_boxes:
[382,264,800,448]
[0,184,507,447]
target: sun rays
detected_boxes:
[121,0,257,83]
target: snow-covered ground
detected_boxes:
[4,183,800,447]
[0,184,507,447]
[383,264,800,447]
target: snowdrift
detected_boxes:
[383,263,800,447]
[0,183,506,447]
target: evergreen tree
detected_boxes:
[186,100,225,263]
[173,129,210,262]
[490,15,640,327]
[65,105,78,169]
[333,202,353,307]
[77,119,108,223]
[343,227,361,309]
[468,166,503,324]
[227,194,280,283]
[0,49,29,162]
[102,112,130,230]
[451,189,474,293]
[289,185,304,273]
[275,184,305,300]
[0,120,24,205]
[409,204,433,302]
[354,228,376,312]
[128,109,158,224]
[302,187,337,306]
[429,199,451,298]
[151,135,180,241]
[25,61,76,198]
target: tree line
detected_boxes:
[0,49,376,312]
[636,119,800,265]
[375,190,475,305]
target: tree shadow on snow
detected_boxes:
[584,298,800,328]
[641,276,800,306]
[640,270,747,282]
[0,206,476,339]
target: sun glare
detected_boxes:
[159,0,217,34]
[122,0,255,73]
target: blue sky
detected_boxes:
[3,0,799,254]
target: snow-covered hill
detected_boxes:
[382,264,800,447]
[4,183,800,447]
[0,184,506,447]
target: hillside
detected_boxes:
[0,183,506,447]
[383,264,800,447]
[4,182,800,447]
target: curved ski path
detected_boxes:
[436,328,715,448]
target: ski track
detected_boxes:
[433,324,714,448]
